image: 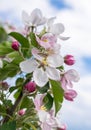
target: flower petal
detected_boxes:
[64,89,77,101]
[47,17,56,28]
[46,67,60,80]
[65,69,80,82]
[30,8,46,26]
[38,110,48,122]
[59,35,70,40]
[47,54,63,67]
[33,68,48,87]
[50,23,65,35]
[20,58,38,73]
[22,10,30,25]
[34,94,46,111]
[32,48,43,61]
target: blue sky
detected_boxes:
[49,0,71,10]
[0,0,91,130]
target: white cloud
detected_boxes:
[56,0,91,56]
[0,0,58,22]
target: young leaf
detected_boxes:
[30,32,39,48]
[50,80,64,114]
[0,42,13,56]
[9,32,29,48]
[43,93,53,110]
[0,121,16,130]
[0,27,8,42]
[9,32,30,57]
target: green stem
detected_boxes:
[3,91,23,123]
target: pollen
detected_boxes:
[42,58,48,65]
[43,39,48,42]
[40,105,47,111]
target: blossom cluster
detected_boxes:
[0,8,80,130]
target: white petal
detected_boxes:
[32,48,43,61]
[59,35,70,40]
[50,23,65,35]
[20,58,38,73]
[66,69,80,82]
[47,17,56,28]
[22,10,30,25]
[33,68,48,87]
[0,59,3,68]
[46,67,60,80]
[53,43,61,54]
[30,8,44,26]
[47,54,63,67]
[38,110,48,122]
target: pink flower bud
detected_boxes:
[64,89,77,101]
[11,41,19,51]
[64,55,75,65]
[58,124,67,130]
[24,81,36,93]
[18,109,26,116]
[0,81,9,90]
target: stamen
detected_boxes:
[40,105,47,111]
[42,58,48,65]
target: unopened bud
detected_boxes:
[64,55,75,65]
[24,81,36,93]
[11,41,19,51]
[0,81,9,90]
[64,89,77,101]
[58,124,67,130]
[18,109,26,116]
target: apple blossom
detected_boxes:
[20,48,63,87]
[36,33,57,49]
[47,17,70,40]
[34,94,66,130]
[22,8,46,27]
[60,69,80,90]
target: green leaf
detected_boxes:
[50,80,64,114]
[0,42,13,56]
[9,32,29,48]
[30,32,39,48]
[9,86,17,93]
[9,32,30,57]
[0,27,8,42]
[43,93,53,110]
[38,82,49,93]
[14,89,21,99]
[8,51,24,64]
[3,99,12,107]
[15,78,24,87]
[0,121,16,130]
[0,63,19,80]
[20,97,34,109]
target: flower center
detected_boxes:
[43,38,48,42]
[42,58,48,66]
[40,105,47,111]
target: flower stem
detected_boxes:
[3,91,23,123]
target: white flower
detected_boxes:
[47,17,70,40]
[20,49,63,87]
[0,59,3,68]
[22,8,46,27]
